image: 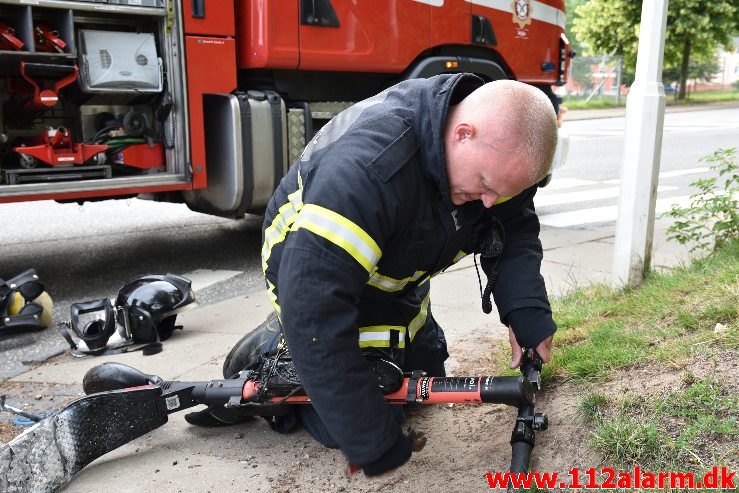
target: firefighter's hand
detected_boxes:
[346,428,426,477]
[508,326,552,368]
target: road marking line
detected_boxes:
[539,195,697,228]
[567,129,624,136]
[602,167,710,185]
[182,269,243,292]
[536,185,676,207]
[542,178,598,191]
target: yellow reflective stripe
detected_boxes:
[291,204,381,273]
[494,196,511,205]
[358,325,406,348]
[408,291,431,341]
[367,270,426,293]
[452,250,467,264]
[262,187,303,273]
[266,280,281,315]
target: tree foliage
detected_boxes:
[565,0,595,92]
[571,0,738,98]
[662,54,721,88]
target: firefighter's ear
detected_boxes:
[453,123,475,143]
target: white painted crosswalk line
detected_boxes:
[542,178,598,191]
[602,167,710,185]
[182,269,244,292]
[539,195,693,228]
[565,121,739,141]
[536,185,676,207]
[658,167,710,178]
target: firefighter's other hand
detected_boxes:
[508,326,553,368]
[346,427,425,477]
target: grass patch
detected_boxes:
[562,90,739,111]
[577,392,609,423]
[556,322,648,380]
[583,376,738,472]
[671,89,739,105]
[488,240,738,479]
[562,96,622,110]
[590,415,665,466]
[513,239,739,384]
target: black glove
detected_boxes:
[507,307,557,349]
[350,427,426,477]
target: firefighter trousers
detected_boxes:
[222,309,449,448]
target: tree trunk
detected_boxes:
[678,37,692,100]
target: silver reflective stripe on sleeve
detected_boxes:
[261,170,304,315]
[266,280,281,315]
[358,325,406,349]
[408,291,431,342]
[262,187,304,274]
[367,270,426,293]
[452,250,467,264]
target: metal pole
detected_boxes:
[616,56,623,106]
[612,0,669,287]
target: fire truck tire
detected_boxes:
[403,56,506,82]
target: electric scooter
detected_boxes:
[0,349,547,493]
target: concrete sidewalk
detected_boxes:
[4,218,694,492]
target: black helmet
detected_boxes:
[115,273,196,344]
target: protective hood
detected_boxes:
[410,73,486,207]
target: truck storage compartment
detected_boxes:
[78,30,162,93]
[32,7,75,57]
[184,91,288,216]
[0,5,33,58]
[0,0,187,199]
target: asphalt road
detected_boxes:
[1,104,738,379]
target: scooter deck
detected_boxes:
[0,386,167,493]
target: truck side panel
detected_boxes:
[431,1,470,48]
[182,0,235,37]
[468,0,565,83]
[184,37,237,190]
[240,0,566,85]
[297,1,431,73]
[237,0,299,69]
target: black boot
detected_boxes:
[222,311,282,378]
[187,312,282,428]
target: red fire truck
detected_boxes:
[0,0,571,217]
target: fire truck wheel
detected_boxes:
[92,152,107,166]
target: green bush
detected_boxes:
[664,148,738,252]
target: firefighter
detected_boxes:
[187,73,558,476]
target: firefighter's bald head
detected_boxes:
[443,80,557,207]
